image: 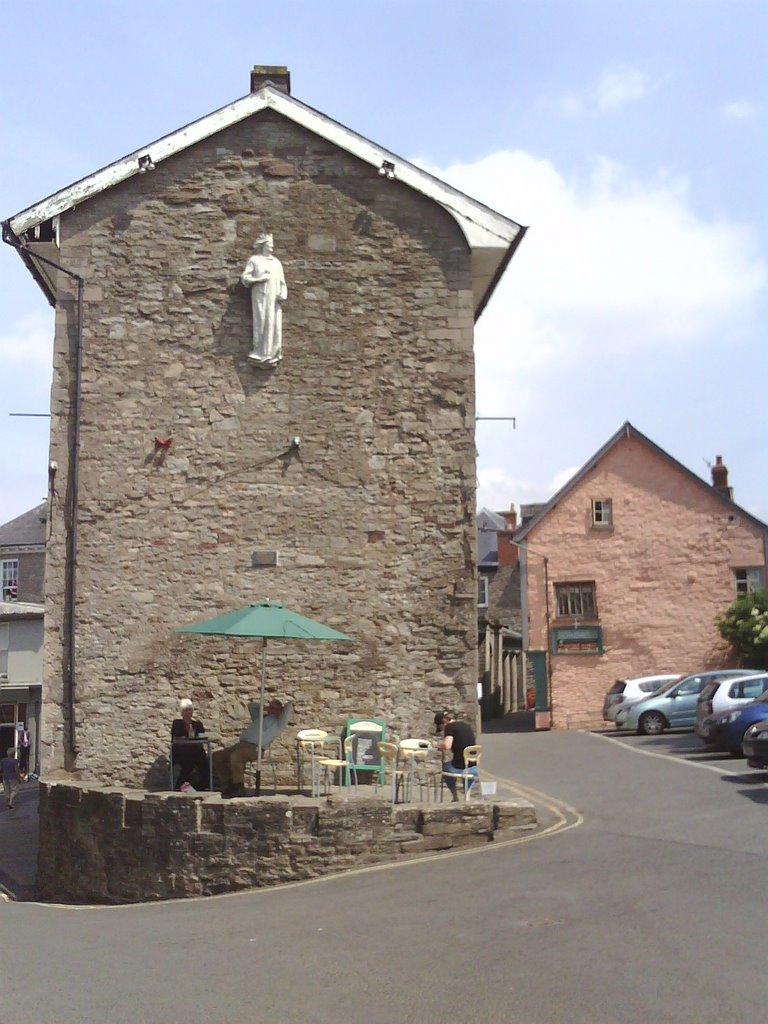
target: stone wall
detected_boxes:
[524,435,767,729]
[37,782,537,903]
[15,551,46,605]
[43,109,479,782]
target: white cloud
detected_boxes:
[548,64,649,116]
[427,149,765,360]
[477,464,580,513]
[420,149,767,513]
[719,100,758,120]
[596,66,648,110]
[556,93,584,117]
[549,466,580,494]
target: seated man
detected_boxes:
[213,697,292,798]
[171,697,209,790]
[434,709,478,801]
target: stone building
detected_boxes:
[515,422,768,730]
[477,506,524,717]
[2,66,525,784]
[0,503,46,767]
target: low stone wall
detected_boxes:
[38,782,537,904]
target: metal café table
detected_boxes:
[398,738,441,802]
[169,736,214,791]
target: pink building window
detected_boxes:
[555,581,597,620]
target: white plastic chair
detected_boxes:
[375,741,408,803]
[296,729,328,797]
[441,744,482,802]
[318,735,356,795]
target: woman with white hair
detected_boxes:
[170,698,209,790]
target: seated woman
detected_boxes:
[171,698,209,790]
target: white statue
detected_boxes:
[241,233,287,366]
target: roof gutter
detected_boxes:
[2,221,83,762]
[2,223,56,306]
[475,223,528,322]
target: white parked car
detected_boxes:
[693,671,768,736]
[602,675,681,723]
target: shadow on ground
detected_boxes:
[0,780,39,901]
[482,711,536,734]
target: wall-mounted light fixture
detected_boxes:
[138,154,156,174]
[378,160,396,180]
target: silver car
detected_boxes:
[617,669,762,735]
[603,675,680,723]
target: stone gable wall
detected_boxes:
[37,781,537,903]
[524,437,767,729]
[43,110,478,783]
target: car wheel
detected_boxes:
[638,711,666,736]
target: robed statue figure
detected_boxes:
[241,232,287,366]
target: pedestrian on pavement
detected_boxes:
[1,746,20,811]
[434,709,478,801]
[213,697,293,798]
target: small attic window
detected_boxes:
[591,499,613,528]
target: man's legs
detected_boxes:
[4,780,17,809]
[442,762,478,801]
[229,742,260,787]
[213,745,237,789]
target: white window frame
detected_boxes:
[1,560,18,601]
[591,499,613,528]
[478,575,489,608]
[734,567,763,596]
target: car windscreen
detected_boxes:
[752,685,768,704]
[651,675,685,696]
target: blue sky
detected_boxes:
[1,0,766,526]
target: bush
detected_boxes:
[717,590,768,670]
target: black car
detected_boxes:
[743,719,768,769]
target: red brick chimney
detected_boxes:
[496,504,519,567]
[250,65,291,95]
[711,455,733,500]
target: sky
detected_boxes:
[1,0,766,528]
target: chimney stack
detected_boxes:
[250,65,291,95]
[711,455,733,500]
[496,504,519,567]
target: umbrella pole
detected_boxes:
[255,638,267,796]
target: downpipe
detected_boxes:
[2,222,84,761]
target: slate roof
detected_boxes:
[477,508,507,566]
[0,503,47,549]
